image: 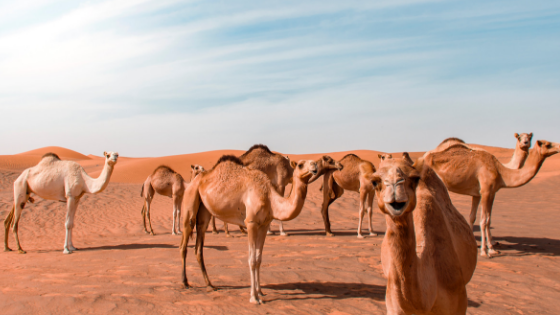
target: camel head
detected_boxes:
[103,151,119,166]
[402,152,414,165]
[515,133,533,151]
[378,154,393,161]
[369,159,420,218]
[290,160,318,182]
[190,164,205,181]
[534,140,560,157]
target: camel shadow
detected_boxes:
[82,243,228,251]
[488,236,560,257]
[283,229,385,237]
[263,282,386,302]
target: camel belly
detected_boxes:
[202,198,247,227]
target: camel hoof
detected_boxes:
[206,286,217,292]
[267,231,274,235]
[370,232,378,237]
[226,234,231,238]
[280,232,288,237]
[150,232,155,236]
[18,250,27,254]
[4,248,12,252]
[212,231,218,235]
[63,249,72,254]
[357,234,365,239]
[258,290,266,297]
[69,247,78,251]
[249,297,262,305]
[144,230,150,234]
[488,249,500,256]
[326,232,335,237]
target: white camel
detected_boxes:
[4,152,119,254]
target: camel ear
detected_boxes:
[367,174,382,188]
[290,160,297,169]
[529,133,533,139]
[103,151,107,156]
[388,154,393,159]
[378,154,382,159]
[514,133,519,139]
[536,140,543,147]
[191,165,195,170]
[285,155,290,160]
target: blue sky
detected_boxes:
[0,0,559,156]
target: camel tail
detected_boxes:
[140,183,144,197]
[4,205,15,249]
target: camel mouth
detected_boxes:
[311,169,318,176]
[386,201,408,215]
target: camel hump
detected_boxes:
[41,152,61,160]
[153,165,183,180]
[341,153,360,160]
[439,137,465,145]
[240,144,273,157]
[213,155,244,169]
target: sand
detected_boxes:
[1,146,559,314]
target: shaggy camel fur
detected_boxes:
[140,164,205,235]
[4,152,118,254]
[370,158,477,315]
[503,132,533,169]
[213,144,294,236]
[422,139,560,257]
[179,155,317,304]
[309,154,377,238]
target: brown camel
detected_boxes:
[179,155,317,304]
[503,132,533,169]
[422,139,560,257]
[370,158,477,315]
[140,164,205,235]
[309,153,377,238]
[213,144,295,236]
[4,152,118,254]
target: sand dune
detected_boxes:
[1,145,559,314]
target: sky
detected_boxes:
[0,0,559,157]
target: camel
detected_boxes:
[4,152,119,254]
[309,153,377,238]
[503,132,533,169]
[140,164,205,236]
[422,139,560,257]
[378,153,393,161]
[179,155,317,304]
[370,158,477,315]
[213,144,295,236]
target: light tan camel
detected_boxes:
[309,154,377,238]
[503,132,533,169]
[4,152,118,254]
[213,144,295,236]
[422,139,560,257]
[378,153,393,161]
[140,164,205,236]
[179,155,317,304]
[370,158,477,315]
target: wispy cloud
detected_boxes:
[0,0,559,156]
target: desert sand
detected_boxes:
[1,145,559,314]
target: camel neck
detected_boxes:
[271,176,309,221]
[504,145,529,169]
[498,147,544,188]
[384,214,422,305]
[84,161,115,194]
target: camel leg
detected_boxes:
[469,196,481,230]
[180,218,194,288]
[357,188,368,239]
[246,221,262,305]
[195,204,216,291]
[141,202,148,233]
[63,197,79,254]
[485,198,500,254]
[479,193,497,258]
[239,225,247,234]
[255,223,269,297]
[224,221,230,237]
[321,174,336,236]
[146,197,155,236]
[172,195,182,235]
[211,216,218,234]
[366,191,377,236]
[4,205,14,251]
[278,221,287,236]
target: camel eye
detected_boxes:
[298,163,303,169]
